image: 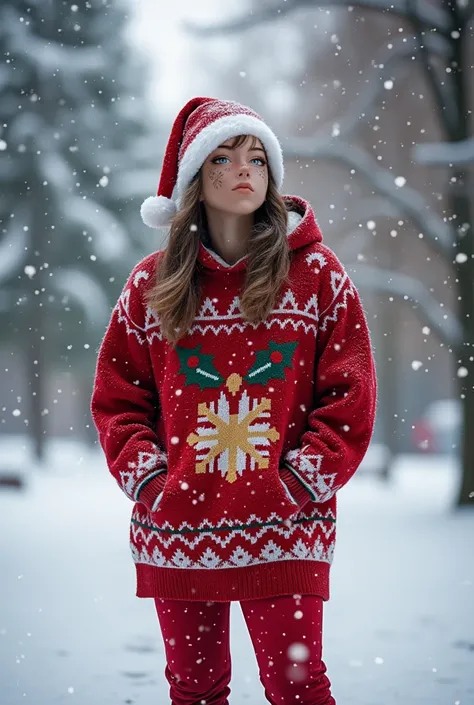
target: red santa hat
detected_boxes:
[140,96,285,229]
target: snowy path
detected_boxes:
[1,441,473,704]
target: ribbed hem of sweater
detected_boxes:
[135,560,329,602]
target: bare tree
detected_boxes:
[186,0,474,506]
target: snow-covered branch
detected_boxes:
[52,268,111,328]
[3,6,107,76]
[350,264,461,347]
[0,219,28,286]
[413,137,474,166]
[183,0,453,37]
[284,139,454,256]
[349,197,402,221]
[60,196,131,264]
[336,198,403,258]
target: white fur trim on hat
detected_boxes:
[140,195,177,228]
[174,114,284,209]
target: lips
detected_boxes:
[233,183,254,192]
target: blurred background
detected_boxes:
[1,1,473,704]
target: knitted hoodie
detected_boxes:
[91,196,377,602]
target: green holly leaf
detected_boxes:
[176,344,225,389]
[245,341,298,386]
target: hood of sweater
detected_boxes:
[197,195,323,273]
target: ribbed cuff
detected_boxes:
[136,472,167,512]
[279,467,312,510]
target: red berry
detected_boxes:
[188,355,199,368]
[270,351,283,364]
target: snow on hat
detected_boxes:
[140,96,284,229]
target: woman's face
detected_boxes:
[200,136,269,216]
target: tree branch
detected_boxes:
[337,199,403,259]
[3,6,107,76]
[413,136,474,165]
[284,138,454,256]
[0,217,28,286]
[350,264,461,347]
[52,268,111,328]
[59,195,131,264]
[183,0,453,37]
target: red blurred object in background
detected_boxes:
[411,399,461,455]
[412,419,434,453]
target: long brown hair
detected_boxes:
[145,135,293,347]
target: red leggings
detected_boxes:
[154,594,336,705]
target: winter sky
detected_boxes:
[129,0,226,117]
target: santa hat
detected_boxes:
[140,96,284,229]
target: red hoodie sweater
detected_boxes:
[91,196,377,602]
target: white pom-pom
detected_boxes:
[140,195,177,228]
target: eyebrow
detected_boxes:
[217,144,266,152]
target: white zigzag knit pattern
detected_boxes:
[142,288,321,343]
[130,507,335,570]
[320,277,355,332]
[116,264,354,345]
[131,538,334,570]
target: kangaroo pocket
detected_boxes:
[149,448,298,529]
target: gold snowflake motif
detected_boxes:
[186,373,280,484]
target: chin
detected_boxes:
[209,199,263,217]
[231,202,260,216]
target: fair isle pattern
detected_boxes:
[320,276,356,333]
[131,538,335,570]
[113,290,146,345]
[91,197,378,601]
[115,267,154,345]
[130,507,335,570]
[142,289,320,343]
[116,290,146,345]
[118,447,168,502]
[305,251,328,273]
[284,450,340,503]
[131,507,336,547]
[133,269,149,288]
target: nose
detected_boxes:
[238,162,250,178]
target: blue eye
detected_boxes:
[211,155,266,166]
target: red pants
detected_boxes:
[154,594,336,705]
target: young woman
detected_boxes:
[91,96,377,705]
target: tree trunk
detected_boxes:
[25,141,48,464]
[453,172,474,505]
[450,21,474,506]
[25,319,47,463]
[378,299,401,455]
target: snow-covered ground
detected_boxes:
[1,438,473,704]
